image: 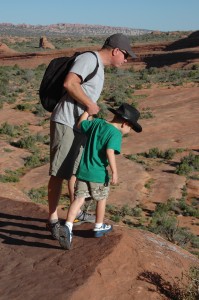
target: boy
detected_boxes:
[58,103,142,250]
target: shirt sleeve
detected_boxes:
[107,130,122,154]
[69,52,97,82]
[80,119,92,134]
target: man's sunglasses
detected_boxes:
[120,49,129,60]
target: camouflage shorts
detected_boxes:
[75,180,110,201]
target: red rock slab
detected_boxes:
[0,197,198,300]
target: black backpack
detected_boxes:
[39,51,99,112]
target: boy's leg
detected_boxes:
[67,197,85,223]
[90,182,113,238]
[68,174,76,203]
[72,178,95,225]
[95,198,107,224]
[70,144,95,224]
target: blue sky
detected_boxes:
[0,0,198,32]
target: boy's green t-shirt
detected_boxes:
[76,118,122,183]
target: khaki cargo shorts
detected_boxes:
[75,180,110,201]
[49,121,86,180]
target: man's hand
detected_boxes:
[87,102,100,115]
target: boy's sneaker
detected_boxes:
[59,225,73,250]
[46,221,60,240]
[73,211,95,225]
[93,224,113,238]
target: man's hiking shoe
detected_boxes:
[73,211,95,226]
[59,225,73,250]
[46,221,60,240]
[93,224,113,238]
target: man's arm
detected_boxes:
[106,149,118,185]
[63,72,99,115]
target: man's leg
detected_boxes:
[46,175,63,240]
[48,175,63,220]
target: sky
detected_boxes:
[0,0,198,32]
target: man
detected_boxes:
[46,33,137,240]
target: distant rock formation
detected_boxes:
[0,42,18,55]
[39,36,55,49]
[150,30,162,35]
[165,30,199,51]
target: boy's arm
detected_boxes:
[106,149,118,185]
[76,111,89,129]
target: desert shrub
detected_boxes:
[140,147,176,160]
[96,102,108,119]
[180,266,199,300]
[106,204,117,213]
[22,69,35,82]
[144,178,155,189]
[140,108,154,119]
[24,153,49,168]
[178,199,199,218]
[33,103,48,117]
[0,122,21,137]
[27,187,47,204]
[110,215,121,222]
[149,200,199,247]
[138,265,199,300]
[124,154,148,169]
[11,133,49,150]
[0,169,24,183]
[12,135,37,150]
[131,206,143,217]
[149,209,194,246]
[106,203,143,223]
[3,148,13,153]
[191,64,199,70]
[15,103,33,111]
[175,153,199,176]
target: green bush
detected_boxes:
[27,187,47,204]
[0,122,20,137]
[139,147,176,160]
[175,153,199,176]
[0,169,24,183]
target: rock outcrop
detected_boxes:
[0,195,198,300]
[0,42,18,55]
[39,36,55,49]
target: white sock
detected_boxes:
[65,221,73,232]
[94,223,103,229]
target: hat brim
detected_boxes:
[108,108,142,133]
[127,49,137,59]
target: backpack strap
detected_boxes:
[73,51,99,122]
[83,51,99,82]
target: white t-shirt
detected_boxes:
[51,51,104,128]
